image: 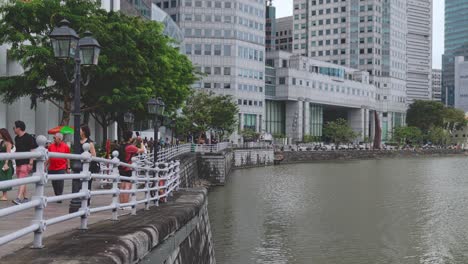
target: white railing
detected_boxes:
[233,142,273,149]
[0,135,181,249]
[156,143,192,162]
[193,142,231,153]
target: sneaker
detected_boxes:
[121,206,132,210]
[22,198,29,203]
[12,198,22,205]
[56,201,62,204]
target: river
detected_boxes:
[208,157,468,264]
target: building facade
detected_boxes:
[275,16,293,52]
[265,0,276,51]
[454,56,468,112]
[265,51,378,142]
[406,0,432,103]
[155,0,266,142]
[290,0,407,139]
[442,0,468,107]
[431,69,441,101]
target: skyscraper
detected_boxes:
[292,0,407,139]
[431,69,441,101]
[442,0,468,107]
[154,0,266,140]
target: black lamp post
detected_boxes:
[147,98,165,165]
[50,19,101,213]
[123,111,135,131]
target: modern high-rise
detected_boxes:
[442,0,468,107]
[291,0,407,139]
[431,69,441,101]
[275,16,293,52]
[265,0,276,51]
[406,0,432,103]
[155,0,266,141]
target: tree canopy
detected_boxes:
[0,0,196,141]
[406,100,466,132]
[393,126,423,145]
[322,118,358,144]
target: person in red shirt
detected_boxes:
[46,133,70,202]
[119,131,145,207]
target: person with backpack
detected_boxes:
[118,131,145,208]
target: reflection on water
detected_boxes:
[208,157,468,264]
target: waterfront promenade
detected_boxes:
[0,181,147,258]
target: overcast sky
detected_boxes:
[274,0,444,69]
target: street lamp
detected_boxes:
[123,111,135,131]
[147,98,165,164]
[50,19,101,213]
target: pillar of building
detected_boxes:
[303,101,310,137]
[255,114,260,132]
[285,101,303,142]
[348,108,365,142]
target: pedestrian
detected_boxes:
[46,133,70,202]
[12,120,38,205]
[118,131,145,209]
[79,125,97,205]
[0,128,14,201]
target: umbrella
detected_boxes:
[48,126,75,135]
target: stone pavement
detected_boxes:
[0,179,149,258]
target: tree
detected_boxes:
[393,126,423,145]
[406,100,446,132]
[0,0,196,143]
[443,107,467,132]
[181,91,239,141]
[426,127,451,146]
[239,129,259,142]
[322,118,358,144]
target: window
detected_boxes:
[214,45,222,55]
[279,77,286,84]
[204,44,211,55]
[214,67,221,75]
[194,44,202,55]
[185,44,192,55]
[224,67,231,75]
[224,83,231,89]
[204,67,211,75]
[204,82,211,89]
[224,45,231,56]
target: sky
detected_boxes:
[274,0,444,69]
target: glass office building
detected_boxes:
[442,0,468,106]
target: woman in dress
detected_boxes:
[0,128,14,201]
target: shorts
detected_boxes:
[119,170,132,183]
[16,164,31,178]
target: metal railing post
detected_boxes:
[31,136,48,249]
[111,151,120,220]
[144,167,150,210]
[175,160,180,191]
[130,157,138,215]
[79,143,92,230]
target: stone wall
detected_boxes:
[178,153,198,188]
[0,188,215,264]
[197,150,233,185]
[234,149,274,168]
[279,149,467,164]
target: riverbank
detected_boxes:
[277,148,467,164]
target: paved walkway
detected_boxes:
[0,179,149,258]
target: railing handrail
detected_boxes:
[0,135,181,249]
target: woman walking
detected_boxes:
[0,128,14,201]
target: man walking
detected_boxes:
[46,133,70,202]
[12,120,38,205]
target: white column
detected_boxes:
[303,102,310,136]
[255,114,260,132]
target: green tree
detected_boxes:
[426,127,451,145]
[406,100,445,132]
[0,0,196,142]
[181,91,239,141]
[240,128,259,142]
[443,107,467,131]
[322,118,358,144]
[393,126,423,145]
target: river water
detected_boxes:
[208,157,468,264]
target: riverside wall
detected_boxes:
[0,188,215,264]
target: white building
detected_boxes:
[265,51,378,142]
[431,69,441,101]
[454,56,468,112]
[154,0,267,142]
[291,0,408,140]
[275,16,293,52]
[406,0,432,103]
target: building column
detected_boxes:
[240,113,244,131]
[303,101,310,137]
[348,108,365,142]
[285,101,303,142]
[255,114,260,132]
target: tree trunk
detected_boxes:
[59,97,72,126]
